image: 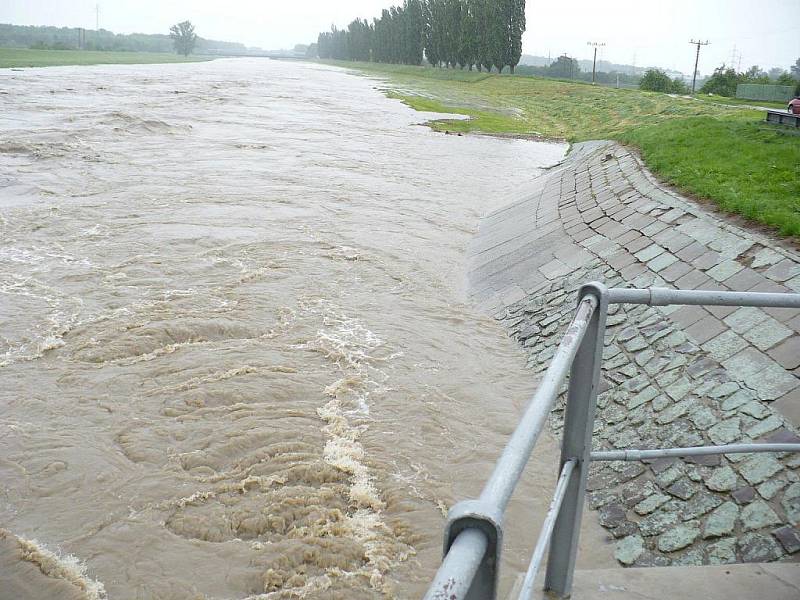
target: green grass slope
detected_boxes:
[330,61,800,238]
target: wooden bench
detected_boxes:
[766,109,800,128]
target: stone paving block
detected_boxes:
[704,502,739,538]
[607,250,637,270]
[539,258,572,279]
[738,532,784,561]
[706,466,739,492]
[641,220,669,237]
[675,269,712,290]
[677,220,722,245]
[661,208,687,223]
[773,526,800,554]
[684,314,727,345]
[742,317,792,351]
[623,213,655,230]
[723,307,769,334]
[740,500,781,531]
[746,414,783,438]
[722,268,769,292]
[659,261,693,283]
[773,387,800,429]
[616,229,642,245]
[708,417,741,444]
[764,259,800,283]
[749,279,789,294]
[693,251,722,271]
[722,348,799,401]
[751,247,784,269]
[658,521,701,551]
[635,244,664,262]
[670,306,708,329]
[626,236,653,253]
[768,336,800,371]
[676,241,709,263]
[648,252,678,273]
[739,454,784,485]
[572,228,595,242]
[705,304,738,320]
[593,215,613,228]
[706,260,744,283]
[701,330,749,362]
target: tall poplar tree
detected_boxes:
[315,0,526,72]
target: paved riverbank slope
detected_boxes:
[469,141,800,567]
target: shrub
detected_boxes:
[640,68,688,94]
[701,65,739,97]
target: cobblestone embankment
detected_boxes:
[468,141,800,567]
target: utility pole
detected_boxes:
[95,4,100,31]
[689,39,709,94]
[587,41,606,84]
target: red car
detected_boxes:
[789,97,800,115]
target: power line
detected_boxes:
[689,39,710,94]
[587,41,606,84]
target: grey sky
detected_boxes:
[2,0,798,75]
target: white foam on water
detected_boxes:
[11,532,107,600]
[306,298,411,594]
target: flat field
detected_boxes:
[0,48,212,68]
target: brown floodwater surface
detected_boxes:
[0,58,611,599]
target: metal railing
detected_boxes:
[424,282,800,600]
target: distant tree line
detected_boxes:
[700,59,800,97]
[511,55,640,88]
[317,0,526,74]
[0,23,244,54]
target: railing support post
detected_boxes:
[426,500,502,600]
[544,282,608,597]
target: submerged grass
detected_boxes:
[330,60,800,238]
[0,48,212,68]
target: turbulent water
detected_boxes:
[0,58,606,599]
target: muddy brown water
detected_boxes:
[0,58,613,599]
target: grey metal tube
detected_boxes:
[478,296,598,511]
[591,443,800,462]
[608,287,800,308]
[423,529,489,600]
[517,459,577,600]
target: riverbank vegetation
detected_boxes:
[0,47,211,68]
[0,22,244,55]
[337,61,800,238]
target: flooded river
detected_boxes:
[0,58,605,599]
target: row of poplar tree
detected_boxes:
[317,0,526,74]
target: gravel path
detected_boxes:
[468,140,800,567]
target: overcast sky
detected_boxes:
[2,0,798,75]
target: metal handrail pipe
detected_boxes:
[607,287,800,308]
[591,443,800,462]
[478,295,598,512]
[517,459,577,600]
[422,528,489,600]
